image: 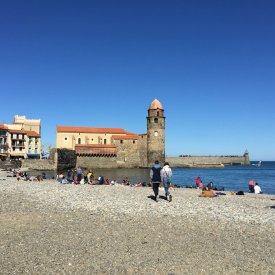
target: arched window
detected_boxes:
[157,111,159,117]
[154,118,158,123]
[78,138,81,144]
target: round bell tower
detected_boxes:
[147,99,165,167]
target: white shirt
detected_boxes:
[160,165,172,181]
[254,185,262,194]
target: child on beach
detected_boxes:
[193,176,202,189]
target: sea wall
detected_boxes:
[167,156,249,168]
[76,156,118,169]
[21,159,56,170]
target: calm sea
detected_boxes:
[43,161,275,194]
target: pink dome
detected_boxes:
[149,99,163,110]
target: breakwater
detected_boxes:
[167,155,249,168]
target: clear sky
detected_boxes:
[0,0,274,160]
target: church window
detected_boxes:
[154,118,158,123]
[64,137,67,141]
[104,139,107,144]
[157,111,159,116]
[78,138,81,144]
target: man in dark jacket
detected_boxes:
[150,160,162,202]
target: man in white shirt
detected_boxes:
[160,162,173,202]
[254,183,262,194]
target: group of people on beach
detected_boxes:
[5,168,46,182]
[248,180,262,194]
[56,167,111,185]
[3,165,264,198]
[56,167,147,187]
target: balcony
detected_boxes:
[12,144,25,148]
[0,143,8,148]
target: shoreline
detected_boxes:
[1,170,275,274]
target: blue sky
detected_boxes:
[0,0,274,160]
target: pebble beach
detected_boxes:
[0,170,275,274]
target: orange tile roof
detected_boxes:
[25,131,40,137]
[8,129,40,137]
[0,124,7,130]
[56,126,127,134]
[112,134,139,140]
[8,129,27,134]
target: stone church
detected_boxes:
[56,99,165,168]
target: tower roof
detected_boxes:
[149,99,163,110]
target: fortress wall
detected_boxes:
[115,139,141,168]
[138,134,148,168]
[167,156,247,168]
[76,156,118,169]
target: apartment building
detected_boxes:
[0,116,41,160]
[0,124,9,160]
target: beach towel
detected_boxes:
[199,190,216,198]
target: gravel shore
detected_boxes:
[0,170,275,275]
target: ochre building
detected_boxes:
[0,115,42,160]
[56,99,165,168]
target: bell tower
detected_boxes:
[147,99,165,167]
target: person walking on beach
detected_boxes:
[76,167,83,183]
[161,162,173,202]
[150,160,162,202]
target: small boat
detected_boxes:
[252,161,262,167]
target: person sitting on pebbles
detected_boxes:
[254,182,263,194]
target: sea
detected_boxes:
[42,161,275,195]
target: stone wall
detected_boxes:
[138,134,148,168]
[76,136,149,169]
[76,156,118,169]
[167,156,249,168]
[115,139,140,168]
[21,159,56,170]
[147,109,165,166]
